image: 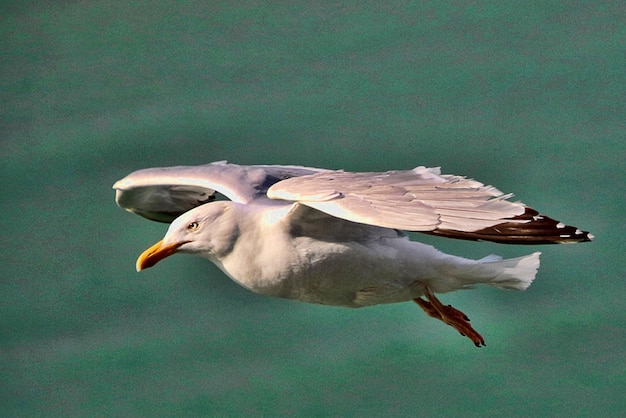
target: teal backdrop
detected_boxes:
[2,1,624,416]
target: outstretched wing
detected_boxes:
[268,167,593,244]
[113,161,326,222]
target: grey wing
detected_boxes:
[113,161,326,222]
[268,166,593,244]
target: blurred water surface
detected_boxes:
[2,1,624,416]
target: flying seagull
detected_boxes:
[113,161,592,346]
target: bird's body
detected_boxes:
[114,161,591,346]
[172,200,538,308]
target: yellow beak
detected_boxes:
[136,239,189,272]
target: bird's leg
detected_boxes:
[414,285,486,347]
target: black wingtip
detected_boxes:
[426,207,593,245]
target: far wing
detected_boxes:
[113,161,325,222]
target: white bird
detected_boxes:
[113,161,592,346]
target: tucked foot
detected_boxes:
[414,286,486,347]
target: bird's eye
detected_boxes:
[187,221,199,231]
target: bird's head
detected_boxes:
[135,201,240,271]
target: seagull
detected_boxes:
[113,161,592,346]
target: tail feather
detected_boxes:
[480,251,541,290]
[428,251,541,293]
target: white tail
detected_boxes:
[477,251,541,290]
[425,251,541,294]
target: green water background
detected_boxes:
[2,1,624,416]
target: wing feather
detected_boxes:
[113,162,592,244]
[113,161,325,222]
[267,166,524,232]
